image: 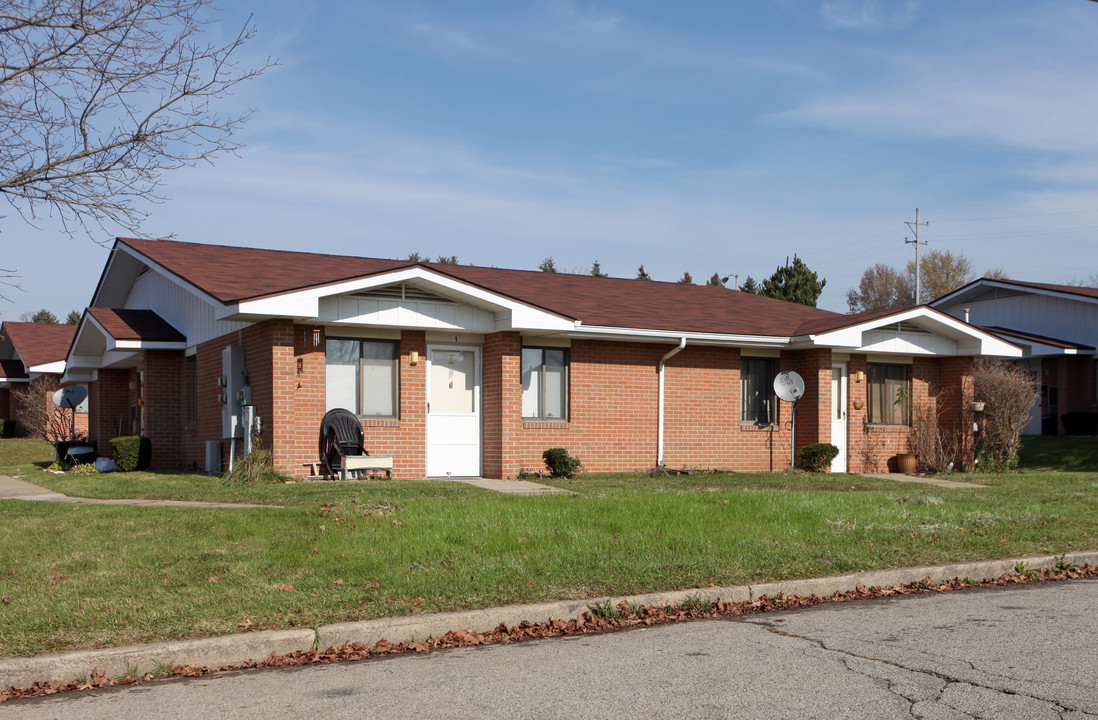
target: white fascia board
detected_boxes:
[563,325,792,347]
[28,360,66,375]
[799,308,1023,357]
[216,267,575,331]
[112,340,187,351]
[66,354,104,370]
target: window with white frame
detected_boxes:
[741,357,779,424]
[521,347,568,420]
[867,363,910,425]
[325,338,399,417]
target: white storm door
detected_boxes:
[831,363,848,473]
[426,346,481,477]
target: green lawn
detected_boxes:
[0,437,1095,657]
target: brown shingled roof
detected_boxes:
[981,326,1096,351]
[87,308,186,343]
[1,322,77,368]
[118,238,842,337]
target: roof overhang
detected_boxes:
[62,312,186,383]
[933,278,1098,309]
[793,307,1022,357]
[215,267,576,332]
[561,324,793,348]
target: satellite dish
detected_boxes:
[52,385,88,409]
[773,371,805,403]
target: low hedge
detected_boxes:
[109,436,152,472]
[797,443,839,473]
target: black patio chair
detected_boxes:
[319,408,368,479]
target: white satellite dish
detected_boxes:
[773,371,805,403]
[52,385,88,409]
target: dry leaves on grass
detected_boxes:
[3,564,1095,704]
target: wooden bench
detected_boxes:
[304,456,394,481]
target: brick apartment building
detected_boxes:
[62,238,1019,478]
[0,321,88,439]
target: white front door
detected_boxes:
[831,363,848,473]
[426,346,481,477]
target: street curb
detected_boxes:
[3,550,1096,689]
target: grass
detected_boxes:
[0,437,1095,657]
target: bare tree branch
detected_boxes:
[0,0,274,238]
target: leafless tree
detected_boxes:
[12,374,68,441]
[0,0,273,236]
[973,360,1039,471]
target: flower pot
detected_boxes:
[895,453,917,474]
[852,400,864,410]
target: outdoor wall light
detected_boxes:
[296,357,304,375]
[409,351,419,366]
[854,370,865,383]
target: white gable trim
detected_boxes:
[933,279,1098,309]
[795,307,1022,357]
[214,267,576,332]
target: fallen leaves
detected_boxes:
[3,563,1095,705]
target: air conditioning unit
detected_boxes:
[205,440,222,475]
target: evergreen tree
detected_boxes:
[706,273,726,287]
[739,276,759,294]
[435,255,459,265]
[758,256,826,307]
[406,252,424,262]
[65,310,81,325]
[538,257,558,273]
[589,261,608,278]
[22,308,58,323]
[677,271,694,284]
[636,265,652,281]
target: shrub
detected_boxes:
[1061,411,1098,436]
[54,439,96,464]
[797,443,839,473]
[110,436,152,472]
[542,447,583,478]
[224,438,286,485]
[0,419,14,438]
[973,360,1039,472]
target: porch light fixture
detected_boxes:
[854,370,864,383]
[409,351,419,366]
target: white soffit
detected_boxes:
[801,307,1022,357]
[216,267,575,331]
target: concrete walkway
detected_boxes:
[0,475,276,509]
[437,476,571,495]
[859,472,987,489]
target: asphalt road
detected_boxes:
[4,579,1096,719]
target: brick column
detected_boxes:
[142,350,185,470]
[89,368,130,457]
[482,331,521,479]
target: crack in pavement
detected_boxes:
[746,620,1096,719]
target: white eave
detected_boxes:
[563,325,793,347]
[28,360,66,375]
[793,307,1023,357]
[214,267,576,332]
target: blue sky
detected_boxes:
[6,0,1098,319]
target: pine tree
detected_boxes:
[636,265,652,281]
[706,273,726,286]
[538,257,558,273]
[590,261,608,278]
[757,256,826,307]
[677,272,694,284]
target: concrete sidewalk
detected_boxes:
[2,550,1095,690]
[0,475,276,509]
[859,472,987,489]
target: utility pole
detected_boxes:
[905,208,928,304]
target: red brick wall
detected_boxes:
[141,350,185,470]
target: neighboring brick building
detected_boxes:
[0,321,88,439]
[63,238,1020,477]
[932,279,1098,435]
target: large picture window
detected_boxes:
[522,347,568,420]
[867,363,910,425]
[741,357,779,424]
[325,338,398,417]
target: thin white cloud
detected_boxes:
[819,0,922,30]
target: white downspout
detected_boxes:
[657,337,687,467]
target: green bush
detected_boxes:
[1061,412,1098,436]
[223,438,287,485]
[797,443,839,473]
[0,419,14,438]
[54,439,95,464]
[109,436,152,472]
[542,447,583,478]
